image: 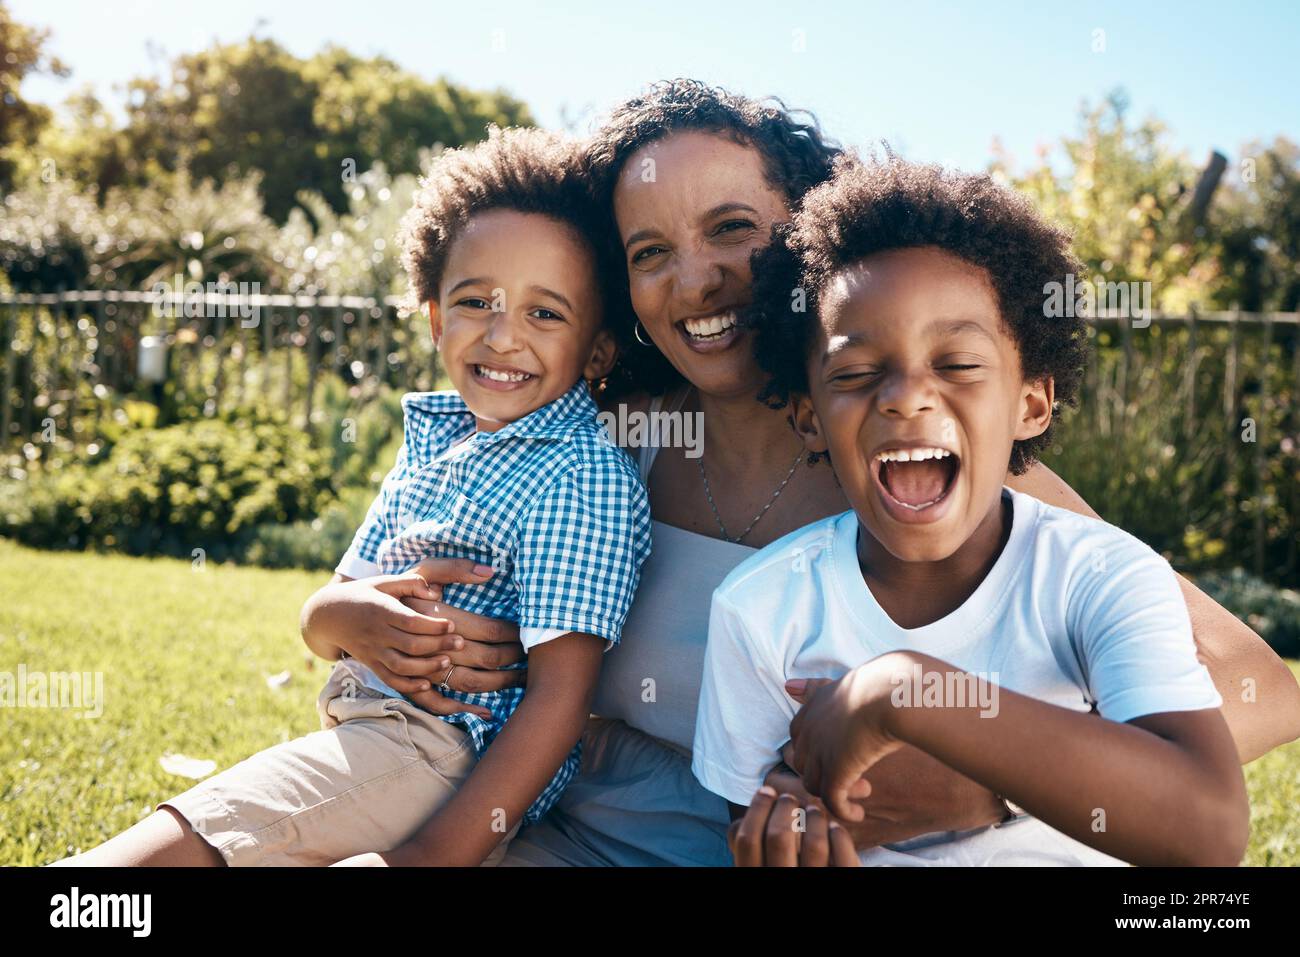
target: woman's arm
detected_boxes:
[1009,461,1300,762]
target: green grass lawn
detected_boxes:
[1,539,1298,866]
[0,540,326,866]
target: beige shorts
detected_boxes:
[161,658,519,866]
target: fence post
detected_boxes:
[1221,308,1242,542]
[50,288,65,453]
[333,303,344,370]
[1183,307,1198,438]
[211,310,227,417]
[1116,314,1133,443]
[1224,308,1240,433]
[93,296,106,437]
[1121,314,1133,400]
[21,304,33,441]
[105,296,120,393]
[282,306,293,412]
[1290,317,1300,579]
[378,301,391,387]
[235,305,247,411]
[360,303,371,383]
[1254,314,1273,578]
[262,299,274,410]
[0,299,14,444]
[304,304,320,429]
[65,289,79,444]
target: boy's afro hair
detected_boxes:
[398,125,623,321]
[750,152,1089,474]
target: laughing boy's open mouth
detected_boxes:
[873,446,960,511]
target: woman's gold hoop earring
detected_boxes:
[633,320,654,348]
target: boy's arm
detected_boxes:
[382,631,605,867]
[1010,461,1300,761]
[789,652,1249,866]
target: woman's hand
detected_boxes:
[299,557,524,719]
[786,658,910,821]
[727,787,860,866]
[397,559,526,714]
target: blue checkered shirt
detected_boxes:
[335,379,652,823]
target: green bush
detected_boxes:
[0,417,332,558]
[313,377,405,491]
[1046,323,1300,587]
[242,486,374,570]
[1194,569,1300,658]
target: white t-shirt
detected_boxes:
[691,488,1223,866]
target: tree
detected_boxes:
[42,36,534,221]
[0,1,70,191]
[1212,138,1300,312]
[17,86,126,195]
[997,89,1219,313]
[274,157,423,297]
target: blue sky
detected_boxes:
[12,0,1299,174]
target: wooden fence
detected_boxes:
[0,288,435,447]
[2,291,1297,448]
[2,289,1298,579]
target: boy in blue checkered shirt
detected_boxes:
[325,127,652,865]
[161,128,650,867]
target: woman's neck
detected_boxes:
[694,386,804,472]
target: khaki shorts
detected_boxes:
[161,658,519,866]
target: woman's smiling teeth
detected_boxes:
[681,312,738,341]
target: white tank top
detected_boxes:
[590,388,758,753]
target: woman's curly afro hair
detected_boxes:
[398,125,623,323]
[586,79,843,399]
[750,152,1088,475]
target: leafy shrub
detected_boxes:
[313,378,404,489]
[0,417,332,558]
[1194,569,1300,658]
[1046,322,1300,586]
[241,486,375,570]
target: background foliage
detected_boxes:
[1,5,1299,636]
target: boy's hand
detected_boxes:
[728,787,860,866]
[786,655,910,821]
[766,742,1006,847]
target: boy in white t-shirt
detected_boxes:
[691,155,1248,866]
